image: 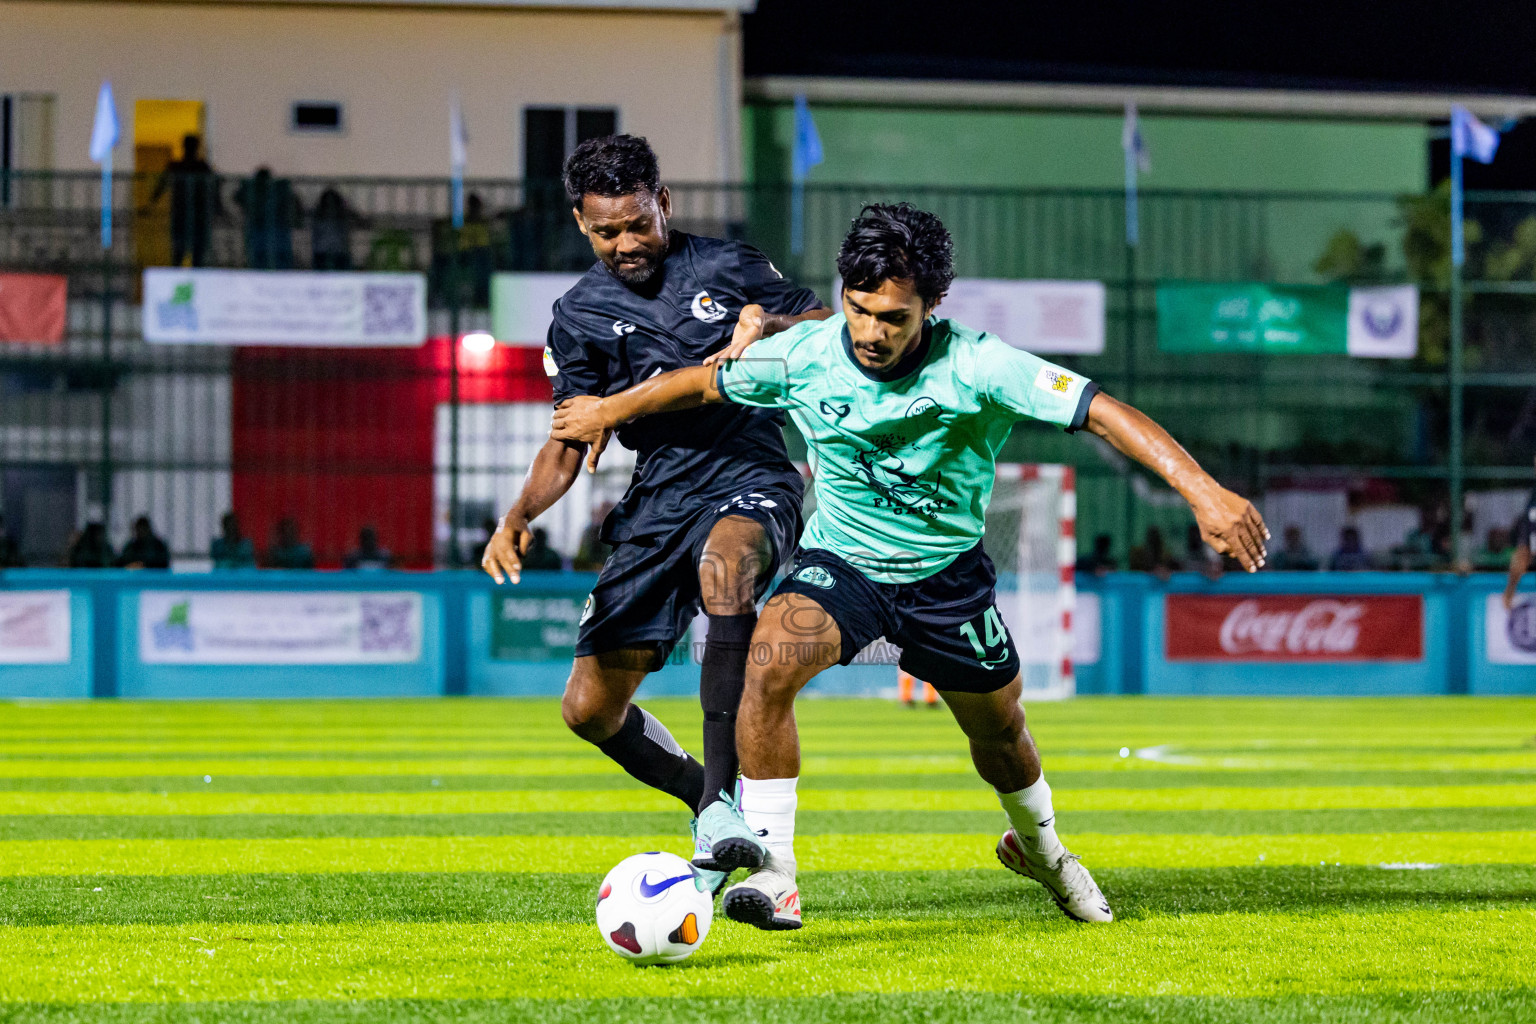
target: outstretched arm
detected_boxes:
[481,437,586,584]
[703,303,833,366]
[1084,392,1270,572]
[1505,544,1531,610]
[551,365,722,473]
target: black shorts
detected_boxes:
[574,487,801,664]
[772,542,1021,694]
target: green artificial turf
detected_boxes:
[0,696,1532,1022]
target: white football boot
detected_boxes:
[996,828,1113,923]
[722,861,802,930]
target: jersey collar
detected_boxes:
[840,319,934,383]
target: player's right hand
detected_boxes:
[1193,486,1269,573]
[481,511,532,585]
[703,303,765,366]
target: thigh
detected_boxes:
[565,648,655,706]
[771,547,894,666]
[574,534,698,666]
[892,546,1021,694]
[753,591,843,692]
[696,488,803,614]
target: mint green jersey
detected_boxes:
[715,313,1097,583]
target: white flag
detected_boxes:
[1121,102,1149,173]
[1451,104,1499,164]
[449,92,468,173]
[89,81,119,164]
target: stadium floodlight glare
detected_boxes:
[460,331,496,354]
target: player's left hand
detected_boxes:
[703,303,766,366]
[1193,487,1270,572]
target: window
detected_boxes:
[291,102,344,133]
[522,107,617,182]
[1,93,55,206]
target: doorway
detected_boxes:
[133,99,206,269]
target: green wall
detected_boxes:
[745,103,1427,193]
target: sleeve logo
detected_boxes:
[1034,368,1074,394]
[542,346,559,377]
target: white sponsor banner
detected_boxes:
[1347,285,1418,359]
[1072,591,1101,666]
[836,277,1105,355]
[138,591,422,665]
[491,272,585,346]
[143,269,427,347]
[0,591,71,664]
[1486,595,1536,665]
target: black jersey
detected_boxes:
[546,232,822,542]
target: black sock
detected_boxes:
[698,612,755,812]
[595,705,704,811]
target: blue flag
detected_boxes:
[89,81,119,250]
[1449,105,1501,268]
[1121,103,1149,247]
[790,94,822,256]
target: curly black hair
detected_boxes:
[835,203,955,307]
[562,134,661,208]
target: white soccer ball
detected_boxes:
[595,851,713,965]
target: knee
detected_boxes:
[698,552,760,616]
[968,703,1027,750]
[561,679,624,741]
[743,660,801,709]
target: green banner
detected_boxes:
[1156,283,1350,355]
[490,592,586,662]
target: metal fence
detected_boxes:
[0,170,1532,568]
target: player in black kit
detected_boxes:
[481,135,831,889]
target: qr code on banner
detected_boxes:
[362,283,418,337]
[359,598,416,653]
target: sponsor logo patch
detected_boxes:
[542,346,559,377]
[690,290,728,323]
[1034,368,1074,394]
[794,566,836,589]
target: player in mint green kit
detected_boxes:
[553,203,1271,930]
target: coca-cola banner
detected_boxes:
[1166,594,1423,662]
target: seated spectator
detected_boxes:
[67,522,113,568]
[266,517,315,569]
[1328,526,1372,571]
[115,515,170,569]
[210,512,257,569]
[1476,526,1514,572]
[1075,533,1117,576]
[311,187,364,270]
[0,514,23,568]
[521,526,563,571]
[345,525,392,570]
[1128,526,1179,579]
[1393,507,1440,571]
[573,502,614,571]
[1270,525,1320,571]
[234,166,301,270]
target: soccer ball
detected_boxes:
[595,851,713,965]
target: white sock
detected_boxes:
[740,776,798,876]
[997,775,1062,859]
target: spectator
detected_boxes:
[66,523,113,568]
[1329,526,1372,571]
[210,512,257,569]
[266,517,315,569]
[1184,522,1223,580]
[345,525,392,570]
[1075,533,1117,576]
[521,526,563,571]
[147,134,220,268]
[1128,526,1179,579]
[1270,525,1320,571]
[1476,526,1513,572]
[434,192,495,307]
[311,187,363,270]
[115,516,170,570]
[0,514,23,568]
[573,502,614,571]
[233,167,301,269]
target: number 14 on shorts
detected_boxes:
[959,607,1010,666]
